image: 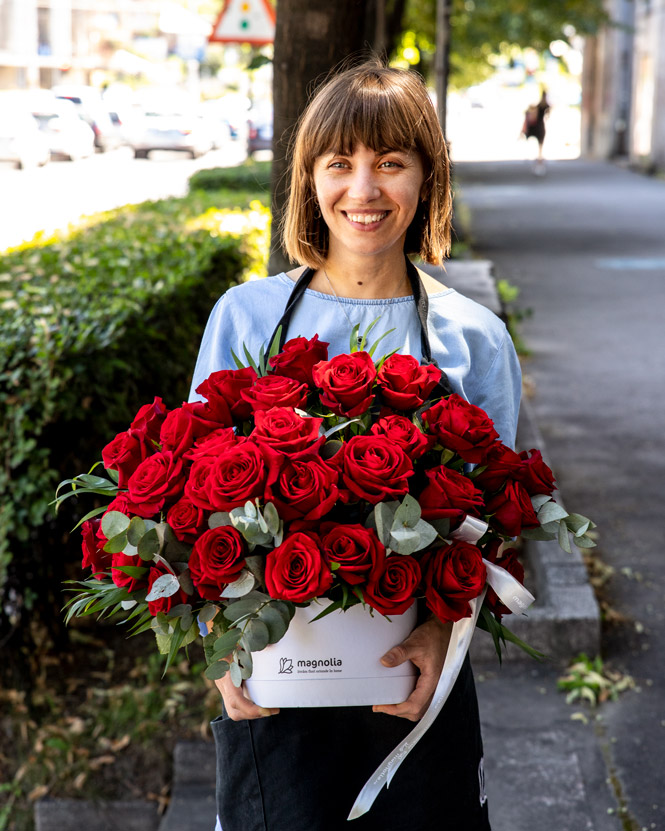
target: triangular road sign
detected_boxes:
[209,0,275,45]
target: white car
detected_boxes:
[29,94,96,161]
[0,108,50,169]
[129,110,214,159]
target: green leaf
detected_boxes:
[70,503,109,532]
[229,660,243,687]
[127,516,147,546]
[263,502,281,535]
[213,627,242,657]
[538,501,569,525]
[574,535,597,549]
[392,493,422,528]
[145,573,181,602]
[209,511,233,529]
[309,599,343,622]
[78,473,117,489]
[558,521,573,554]
[366,326,396,358]
[230,346,247,370]
[531,494,553,511]
[198,604,219,625]
[103,531,128,554]
[257,604,289,643]
[221,569,255,598]
[564,513,591,536]
[321,439,343,460]
[374,502,398,547]
[389,526,421,555]
[102,510,131,539]
[138,527,161,560]
[204,660,230,681]
[267,325,283,360]
[244,618,270,652]
[245,555,266,583]
[349,322,361,353]
[520,526,557,541]
[113,565,148,579]
[243,343,260,375]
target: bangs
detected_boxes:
[301,78,428,166]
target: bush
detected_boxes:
[188,160,271,194]
[0,193,270,672]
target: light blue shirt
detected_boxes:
[189,272,522,448]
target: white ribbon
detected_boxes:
[347,518,535,821]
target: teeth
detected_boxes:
[347,212,387,224]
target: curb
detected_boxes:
[430,258,601,664]
[34,798,159,831]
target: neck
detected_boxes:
[314,251,412,300]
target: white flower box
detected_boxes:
[245,601,417,708]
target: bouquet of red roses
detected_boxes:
[57,327,595,684]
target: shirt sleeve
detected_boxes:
[467,329,522,450]
[188,294,232,403]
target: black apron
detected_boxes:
[211,261,490,831]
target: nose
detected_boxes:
[347,165,381,202]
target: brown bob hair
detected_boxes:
[282,59,452,268]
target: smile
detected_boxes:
[343,211,388,226]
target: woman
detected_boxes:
[522,89,550,174]
[190,59,521,831]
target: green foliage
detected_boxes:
[0,189,270,641]
[557,653,635,706]
[401,0,609,87]
[188,160,271,194]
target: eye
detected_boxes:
[379,160,402,169]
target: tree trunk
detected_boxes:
[269,0,376,275]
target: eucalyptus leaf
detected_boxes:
[323,419,361,439]
[127,516,147,546]
[145,573,181,602]
[531,494,553,511]
[229,660,243,688]
[221,569,256,599]
[198,604,219,624]
[321,439,343,460]
[558,521,573,554]
[101,510,131,539]
[244,501,257,519]
[411,518,439,551]
[520,526,557,541]
[120,600,137,611]
[222,591,269,622]
[209,512,233,529]
[263,502,281,536]
[244,618,270,652]
[375,502,397,547]
[256,509,269,534]
[204,661,230,681]
[389,526,421,555]
[103,531,128,554]
[138,527,160,560]
[213,627,242,657]
[257,604,289,643]
[538,501,569,525]
[245,555,266,583]
[122,540,138,557]
[392,493,422,529]
[178,570,194,595]
[430,518,451,539]
[180,609,193,632]
[574,535,597,549]
[564,513,591,536]
[152,613,170,636]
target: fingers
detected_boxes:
[214,674,280,722]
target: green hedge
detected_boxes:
[188,160,271,194]
[0,192,270,652]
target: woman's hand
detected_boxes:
[372,617,452,722]
[213,670,280,721]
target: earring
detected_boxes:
[313,198,321,220]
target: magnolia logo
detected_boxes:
[297,658,342,668]
[279,657,293,674]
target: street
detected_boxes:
[456,157,665,830]
[0,142,248,253]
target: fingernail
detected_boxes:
[381,652,395,666]
[259,708,275,717]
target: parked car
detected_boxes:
[247,103,273,156]
[27,93,95,161]
[51,85,122,153]
[0,107,50,169]
[128,109,214,159]
[198,100,234,150]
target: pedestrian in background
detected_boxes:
[522,89,550,175]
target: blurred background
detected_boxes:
[1,1,664,830]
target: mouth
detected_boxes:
[342,211,389,228]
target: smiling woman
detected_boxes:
[190,58,522,831]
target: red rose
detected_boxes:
[370,414,434,459]
[81,518,112,579]
[184,456,217,511]
[105,492,154,520]
[335,435,413,504]
[196,367,258,423]
[265,454,339,521]
[485,548,525,617]
[321,524,385,586]
[130,397,168,442]
[269,335,330,385]
[147,564,188,616]
[419,466,484,526]
[519,449,556,496]
[253,407,324,455]
[486,480,540,537]
[127,450,187,514]
[265,532,332,602]
[111,551,147,592]
[421,394,499,463]
[421,541,486,623]
[203,443,269,512]
[363,555,421,615]
[240,374,308,413]
[377,354,441,410]
[185,427,238,462]
[473,443,525,493]
[166,496,207,543]
[312,351,376,417]
[159,405,196,456]
[101,430,153,488]
[189,525,247,602]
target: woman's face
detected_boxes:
[312,143,425,264]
